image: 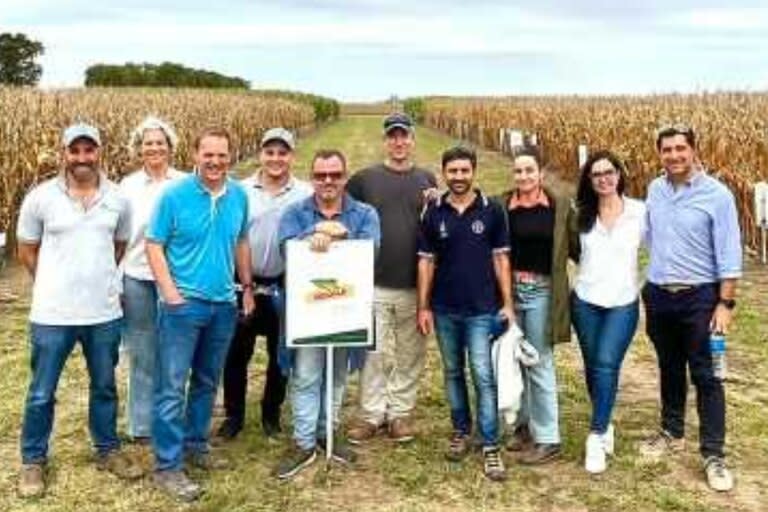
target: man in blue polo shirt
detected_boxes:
[417,145,513,482]
[146,127,254,502]
[640,124,741,492]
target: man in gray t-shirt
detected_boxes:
[15,123,141,499]
[346,112,437,444]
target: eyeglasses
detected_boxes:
[590,168,617,180]
[312,171,345,182]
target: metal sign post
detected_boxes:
[325,345,334,464]
[578,144,588,169]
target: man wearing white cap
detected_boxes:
[16,122,141,498]
[217,127,311,440]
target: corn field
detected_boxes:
[422,94,768,247]
[0,86,316,240]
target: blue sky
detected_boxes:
[4,0,768,100]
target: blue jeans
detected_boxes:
[122,276,158,438]
[571,294,639,434]
[152,298,237,471]
[21,320,122,463]
[514,278,560,444]
[434,312,498,447]
[291,347,349,450]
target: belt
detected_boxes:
[656,283,697,293]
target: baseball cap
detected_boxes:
[260,127,295,150]
[383,112,413,134]
[62,122,101,147]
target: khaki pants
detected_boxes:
[358,287,426,425]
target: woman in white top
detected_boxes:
[119,116,185,442]
[571,150,646,474]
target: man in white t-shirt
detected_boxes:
[15,123,142,499]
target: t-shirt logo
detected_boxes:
[439,221,448,239]
[471,220,485,235]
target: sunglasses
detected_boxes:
[312,171,345,182]
[656,123,694,138]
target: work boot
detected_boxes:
[153,470,202,502]
[17,463,45,499]
[95,450,144,479]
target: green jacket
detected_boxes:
[496,186,580,346]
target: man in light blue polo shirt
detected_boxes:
[15,123,142,499]
[640,124,742,492]
[146,127,254,502]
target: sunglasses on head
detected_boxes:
[312,171,345,182]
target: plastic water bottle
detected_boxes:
[709,332,727,380]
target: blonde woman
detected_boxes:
[120,116,185,442]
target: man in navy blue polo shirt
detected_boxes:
[417,145,513,482]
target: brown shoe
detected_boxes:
[186,451,231,471]
[445,431,471,462]
[518,443,561,465]
[506,425,532,452]
[347,419,380,445]
[388,417,415,443]
[18,463,45,498]
[95,450,144,480]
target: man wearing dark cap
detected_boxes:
[216,128,312,441]
[16,123,141,498]
[347,112,437,444]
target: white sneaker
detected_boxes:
[602,424,615,456]
[585,433,607,474]
[704,456,734,492]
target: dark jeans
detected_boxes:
[571,294,639,434]
[21,320,122,463]
[222,279,286,427]
[642,282,725,458]
[152,298,237,471]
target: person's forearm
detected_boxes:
[146,241,180,301]
[17,243,39,278]
[719,278,737,301]
[235,239,253,286]
[417,257,435,310]
[494,252,513,308]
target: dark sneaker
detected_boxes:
[18,463,45,499]
[704,456,734,492]
[273,444,317,480]
[483,446,507,481]
[127,436,151,446]
[518,443,562,465]
[638,430,685,461]
[317,436,358,465]
[506,425,532,452]
[388,417,415,443]
[347,419,380,445]
[153,470,202,502]
[213,417,243,443]
[95,450,144,479]
[186,451,231,471]
[445,431,470,462]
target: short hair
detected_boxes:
[655,123,696,151]
[129,115,178,156]
[311,149,347,172]
[512,145,543,169]
[441,145,477,170]
[193,126,232,152]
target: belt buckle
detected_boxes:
[661,283,694,293]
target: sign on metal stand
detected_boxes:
[285,240,376,465]
[578,144,589,169]
[754,182,768,264]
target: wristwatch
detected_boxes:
[718,298,736,310]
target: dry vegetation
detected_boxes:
[0,86,316,237]
[422,94,768,246]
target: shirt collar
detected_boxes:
[253,172,295,195]
[663,167,705,189]
[193,172,229,197]
[508,188,550,210]
[140,167,180,184]
[306,193,354,218]
[56,171,109,195]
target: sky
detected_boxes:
[3,0,768,101]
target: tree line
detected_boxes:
[85,62,250,89]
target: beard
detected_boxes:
[447,180,471,195]
[66,163,98,184]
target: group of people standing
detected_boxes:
[13,113,741,502]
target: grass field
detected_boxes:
[0,116,766,511]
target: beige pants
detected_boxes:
[358,287,426,425]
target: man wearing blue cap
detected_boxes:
[16,122,141,498]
